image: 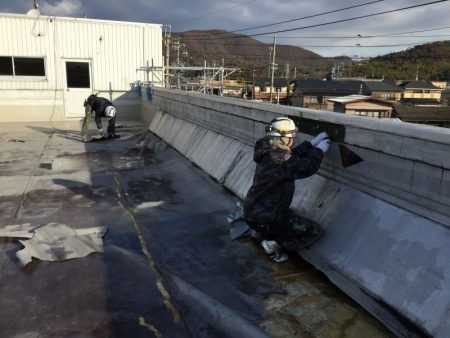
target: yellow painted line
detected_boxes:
[108,156,181,323]
[138,316,163,338]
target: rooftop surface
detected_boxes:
[0,122,392,337]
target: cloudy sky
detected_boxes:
[1,0,450,58]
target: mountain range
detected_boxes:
[174,30,349,77]
[172,30,450,81]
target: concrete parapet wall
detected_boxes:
[144,88,450,337]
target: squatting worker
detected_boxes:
[243,117,330,262]
[81,94,118,142]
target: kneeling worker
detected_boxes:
[244,117,330,262]
[82,94,118,142]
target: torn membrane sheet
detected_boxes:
[0,223,41,238]
[3,223,108,266]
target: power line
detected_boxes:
[230,0,385,34]
[180,0,384,38]
[184,0,450,40]
[179,36,450,48]
[257,34,450,39]
[180,25,450,43]
[187,43,418,49]
[256,24,450,38]
[186,50,450,59]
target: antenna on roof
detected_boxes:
[27,0,40,16]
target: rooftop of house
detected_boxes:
[397,80,443,90]
[326,94,394,105]
[394,105,450,122]
[253,77,290,88]
[326,94,371,103]
[363,80,403,92]
[290,79,372,95]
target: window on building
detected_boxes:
[0,56,46,77]
[65,62,90,88]
[0,57,13,75]
[14,57,45,76]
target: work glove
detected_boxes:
[310,131,329,146]
[316,139,330,153]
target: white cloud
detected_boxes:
[40,0,83,17]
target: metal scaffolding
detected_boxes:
[136,63,239,95]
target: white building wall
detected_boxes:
[0,15,56,90]
[0,12,162,121]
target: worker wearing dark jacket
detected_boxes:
[82,94,117,141]
[244,117,330,262]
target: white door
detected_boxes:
[64,60,92,118]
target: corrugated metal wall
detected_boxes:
[0,13,162,91]
[0,15,55,90]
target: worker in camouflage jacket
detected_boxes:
[244,117,330,262]
[81,94,118,142]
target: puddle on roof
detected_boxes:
[239,239,394,338]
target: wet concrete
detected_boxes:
[0,122,393,337]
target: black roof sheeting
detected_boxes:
[253,77,290,88]
[363,80,403,92]
[397,81,442,90]
[394,105,450,122]
[291,79,371,95]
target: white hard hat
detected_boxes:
[105,106,116,118]
[266,117,298,138]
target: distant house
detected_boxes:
[288,79,401,110]
[363,80,403,101]
[252,77,290,102]
[397,81,443,106]
[393,105,450,128]
[327,95,394,119]
[441,87,450,106]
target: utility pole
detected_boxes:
[204,60,207,94]
[294,66,297,79]
[173,37,181,89]
[270,36,277,103]
[285,63,290,79]
[252,69,256,100]
[220,58,224,96]
[268,47,272,77]
[163,25,171,88]
[416,65,420,81]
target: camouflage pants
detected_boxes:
[247,212,323,251]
